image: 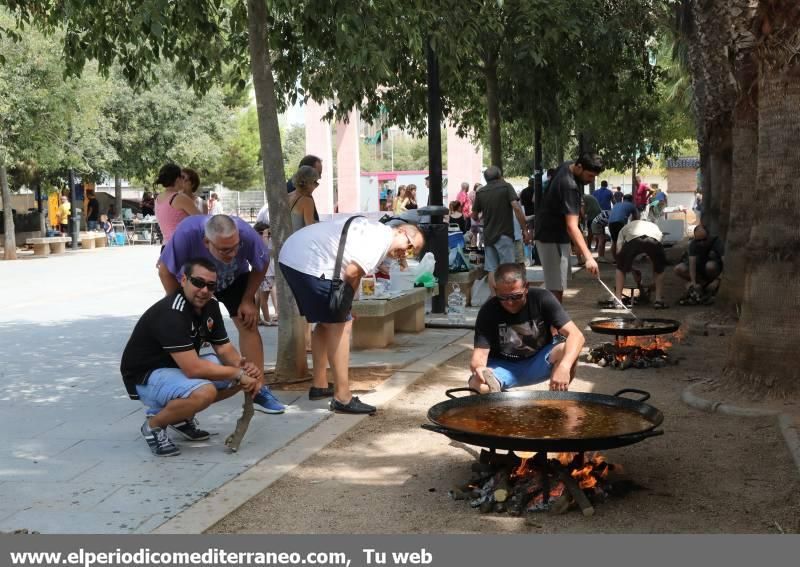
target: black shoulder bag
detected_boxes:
[327,216,364,322]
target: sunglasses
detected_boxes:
[496,292,525,302]
[188,276,217,291]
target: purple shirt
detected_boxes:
[160,215,269,292]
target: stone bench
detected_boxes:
[25,237,71,257]
[350,287,427,349]
[79,232,108,249]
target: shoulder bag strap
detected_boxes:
[332,215,364,280]
[169,192,180,206]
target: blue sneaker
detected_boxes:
[253,386,286,414]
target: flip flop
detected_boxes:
[653,300,669,310]
[481,369,503,393]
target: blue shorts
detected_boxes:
[135,354,231,417]
[484,234,516,272]
[488,338,562,390]
[279,263,353,324]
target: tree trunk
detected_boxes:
[717,0,760,308]
[714,118,733,241]
[246,0,307,380]
[704,119,732,237]
[724,36,800,397]
[484,54,502,169]
[718,94,757,308]
[1,165,17,260]
[36,182,46,235]
[114,175,123,219]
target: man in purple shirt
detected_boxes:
[159,214,285,414]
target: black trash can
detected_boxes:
[417,206,449,313]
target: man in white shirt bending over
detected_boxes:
[278,218,425,415]
[614,220,669,310]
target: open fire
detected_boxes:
[450,450,639,518]
[588,335,679,370]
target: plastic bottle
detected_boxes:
[447,284,466,325]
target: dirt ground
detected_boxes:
[211,259,800,534]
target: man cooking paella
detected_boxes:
[469,263,585,394]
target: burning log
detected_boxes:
[455,451,625,517]
[548,492,573,515]
[558,471,595,517]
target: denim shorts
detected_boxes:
[484,234,516,272]
[488,337,563,390]
[279,263,353,324]
[135,354,231,417]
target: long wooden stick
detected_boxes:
[225,392,254,452]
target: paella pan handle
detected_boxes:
[421,423,453,435]
[445,387,481,399]
[613,388,651,402]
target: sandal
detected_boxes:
[653,300,669,310]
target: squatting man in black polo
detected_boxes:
[120,258,264,456]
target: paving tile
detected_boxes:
[0,456,101,483]
[0,509,154,534]
[0,482,120,512]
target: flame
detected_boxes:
[615,336,672,350]
[569,453,608,490]
[513,457,529,478]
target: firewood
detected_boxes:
[224,392,254,452]
[558,471,594,517]
[493,470,512,502]
[479,496,495,514]
[548,492,572,515]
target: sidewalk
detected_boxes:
[0,247,469,533]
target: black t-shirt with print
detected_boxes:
[534,161,583,244]
[120,290,230,399]
[474,288,571,360]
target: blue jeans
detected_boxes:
[488,337,562,390]
[135,354,231,417]
[87,220,98,231]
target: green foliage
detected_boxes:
[0,11,117,185]
[206,106,262,191]
[359,132,446,172]
[281,123,306,179]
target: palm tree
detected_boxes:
[718,0,759,308]
[723,0,800,397]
